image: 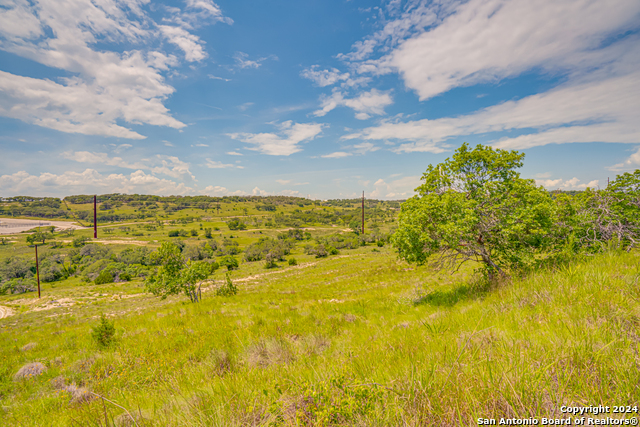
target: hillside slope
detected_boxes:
[1,249,639,426]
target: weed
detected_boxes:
[216,273,238,296]
[91,314,116,348]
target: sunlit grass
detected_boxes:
[1,246,639,426]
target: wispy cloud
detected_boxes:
[536,177,599,190]
[321,151,352,158]
[204,159,244,169]
[208,74,231,82]
[233,52,277,69]
[228,121,325,156]
[607,146,640,172]
[62,151,195,180]
[314,89,393,120]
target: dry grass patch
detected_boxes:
[245,338,294,368]
[13,362,47,380]
[20,342,37,351]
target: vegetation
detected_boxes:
[91,314,116,348]
[393,143,639,280]
[0,149,639,426]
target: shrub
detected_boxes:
[94,270,113,285]
[204,228,212,239]
[288,257,298,266]
[190,229,198,236]
[376,240,384,247]
[168,230,179,237]
[264,254,278,269]
[0,278,36,295]
[72,236,89,247]
[220,256,239,271]
[91,314,116,348]
[226,219,247,230]
[216,273,238,296]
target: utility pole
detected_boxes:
[35,244,41,298]
[362,191,365,235]
[93,195,97,239]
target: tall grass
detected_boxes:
[1,248,639,426]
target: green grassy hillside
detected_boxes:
[2,245,639,426]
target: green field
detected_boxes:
[1,196,639,426]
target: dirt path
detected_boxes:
[203,254,358,290]
[0,306,15,319]
[92,239,150,246]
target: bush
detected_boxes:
[226,219,247,230]
[216,273,238,296]
[0,278,36,295]
[190,229,198,236]
[288,257,298,266]
[220,256,239,271]
[244,237,290,262]
[91,314,116,348]
[265,254,278,269]
[376,240,384,247]
[72,236,89,247]
[168,230,179,237]
[94,270,114,285]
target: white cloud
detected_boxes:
[159,25,206,62]
[536,177,599,190]
[0,0,231,139]
[62,151,146,170]
[233,52,276,69]
[370,176,421,199]
[0,169,193,196]
[348,0,640,101]
[313,89,393,119]
[200,185,244,196]
[337,1,447,62]
[238,102,254,111]
[352,142,380,155]
[228,121,325,156]
[343,68,640,153]
[163,141,174,147]
[252,187,269,196]
[62,151,195,180]
[607,146,640,172]
[321,151,352,159]
[208,74,231,81]
[204,159,243,169]
[301,66,350,87]
[194,143,209,147]
[226,151,243,156]
[276,179,291,184]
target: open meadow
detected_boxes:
[1,192,640,426]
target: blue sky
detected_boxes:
[0,0,639,199]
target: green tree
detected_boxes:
[145,242,211,302]
[26,230,51,245]
[559,170,640,251]
[392,143,556,279]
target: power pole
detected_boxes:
[362,191,365,235]
[93,195,97,239]
[35,244,41,298]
